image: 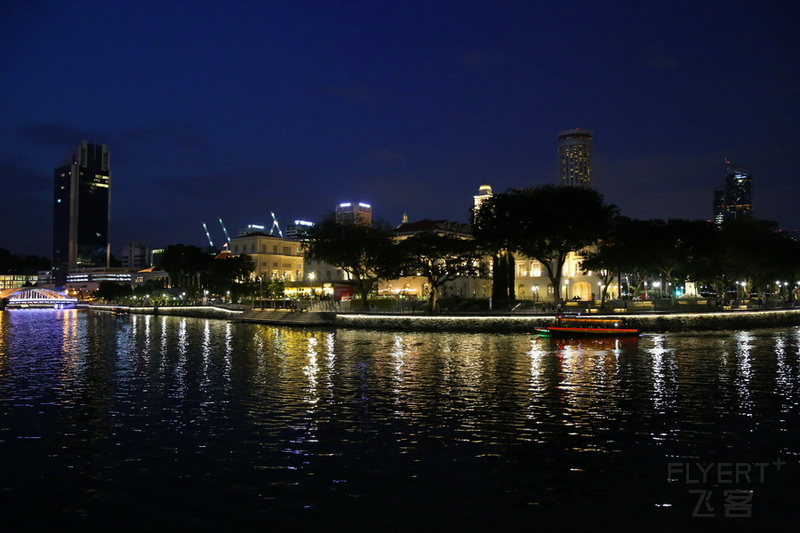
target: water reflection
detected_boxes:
[648,334,677,413]
[1,312,799,530]
[734,331,755,414]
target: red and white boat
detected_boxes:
[536,315,640,337]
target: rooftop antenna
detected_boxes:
[270,212,283,238]
[218,217,232,249]
[202,222,215,247]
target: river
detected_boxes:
[1,309,798,531]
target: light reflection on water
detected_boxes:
[1,310,799,530]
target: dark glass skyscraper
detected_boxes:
[713,162,752,225]
[52,141,111,281]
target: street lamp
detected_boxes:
[308,272,316,301]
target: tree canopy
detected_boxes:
[304,218,402,306]
[398,232,482,312]
[473,186,618,305]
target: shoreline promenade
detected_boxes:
[84,304,800,333]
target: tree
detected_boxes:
[398,232,482,312]
[473,186,617,306]
[471,196,517,305]
[581,216,645,306]
[95,281,132,302]
[160,244,213,290]
[713,219,800,301]
[0,248,51,274]
[304,218,402,306]
[209,254,255,299]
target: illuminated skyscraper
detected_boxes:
[52,141,111,280]
[558,129,593,187]
[714,162,753,225]
[285,220,314,241]
[335,202,372,225]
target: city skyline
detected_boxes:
[2,2,798,257]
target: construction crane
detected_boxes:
[269,211,283,238]
[218,217,232,250]
[201,222,214,247]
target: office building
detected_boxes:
[285,220,314,241]
[335,202,372,225]
[238,224,267,237]
[714,162,753,225]
[120,241,150,270]
[558,129,593,187]
[52,141,111,283]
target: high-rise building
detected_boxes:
[713,162,753,225]
[120,241,150,270]
[558,129,593,187]
[52,141,111,282]
[335,202,372,225]
[285,220,314,241]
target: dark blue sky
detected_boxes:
[2,1,798,257]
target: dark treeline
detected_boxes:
[0,248,50,275]
[307,186,800,310]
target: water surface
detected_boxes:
[1,310,798,531]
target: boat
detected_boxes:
[111,307,129,316]
[536,315,639,337]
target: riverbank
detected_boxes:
[83,304,800,332]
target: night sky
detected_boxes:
[2,1,798,258]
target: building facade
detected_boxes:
[285,220,314,241]
[120,241,150,270]
[231,233,304,282]
[714,163,753,225]
[52,141,111,283]
[335,202,372,225]
[558,129,593,187]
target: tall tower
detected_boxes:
[714,162,753,225]
[52,141,111,281]
[335,202,372,225]
[473,184,493,211]
[558,129,593,187]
